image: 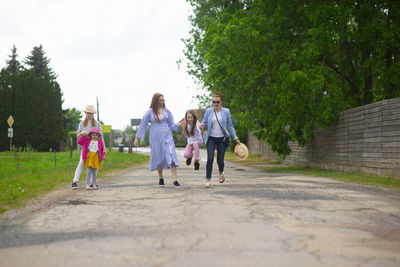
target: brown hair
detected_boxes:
[150,93,165,122]
[185,110,198,137]
[82,115,96,127]
[213,92,224,101]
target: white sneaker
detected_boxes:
[92,184,100,190]
[219,172,225,183]
[85,184,91,190]
[205,180,211,188]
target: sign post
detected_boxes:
[131,119,141,127]
[102,125,112,150]
[7,115,14,151]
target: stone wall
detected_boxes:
[247,98,400,177]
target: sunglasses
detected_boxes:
[212,101,220,104]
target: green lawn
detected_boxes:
[225,152,400,190]
[0,150,149,213]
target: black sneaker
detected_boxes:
[173,181,181,188]
[186,157,192,166]
[71,182,77,189]
[159,178,165,187]
[194,160,200,170]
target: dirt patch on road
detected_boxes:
[0,166,142,222]
[0,187,73,222]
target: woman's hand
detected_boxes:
[134,137,139,147]
[235,138,241,145]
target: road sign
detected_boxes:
[131,119,141,126]
[102,125,111,133]
[7,115,14,127]
[7,120,13,151]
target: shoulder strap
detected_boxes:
[214,109,227,137]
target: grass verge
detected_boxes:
[224,152,281,165]
[0,150,149,213]
[225,152,400,190]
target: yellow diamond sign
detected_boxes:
[7,115,14,127]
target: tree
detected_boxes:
[24,45,63,150]
[0,45,64,151]
[5,45,23,74]
[24,44,57,80]
[183,0,400,157]
[0,70,13,150]
[63,108,82,140]
[124,125,136,136]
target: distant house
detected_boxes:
[111,130,130,146]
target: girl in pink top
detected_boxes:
[182,110,203,170]
[78,128,106,189]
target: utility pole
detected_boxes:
[96,97,100,121]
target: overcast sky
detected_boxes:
[0,0,203,130]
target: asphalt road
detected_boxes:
[1,148,400,267]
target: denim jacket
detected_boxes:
[202,107,237,144]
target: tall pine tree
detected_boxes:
[24,45,63,150]
[0,46,22,150]
[1,45,64,151]
[24,44,57,81]
[0,70,13,150]
[5,45,23,74]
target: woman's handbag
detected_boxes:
[214,109,230,148]
[224,136,231,147]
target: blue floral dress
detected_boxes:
[136,108,179,171]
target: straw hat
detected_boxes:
[235,143,249,160]
[83,105,96,114]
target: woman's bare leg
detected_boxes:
[157,168,163,178]
[170,164,177,181]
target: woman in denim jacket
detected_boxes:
[200,92,241,188]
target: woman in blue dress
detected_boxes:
[134,93,182,188]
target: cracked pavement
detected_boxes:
[1,148,400,267]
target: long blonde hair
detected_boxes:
[150,93,165,122]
